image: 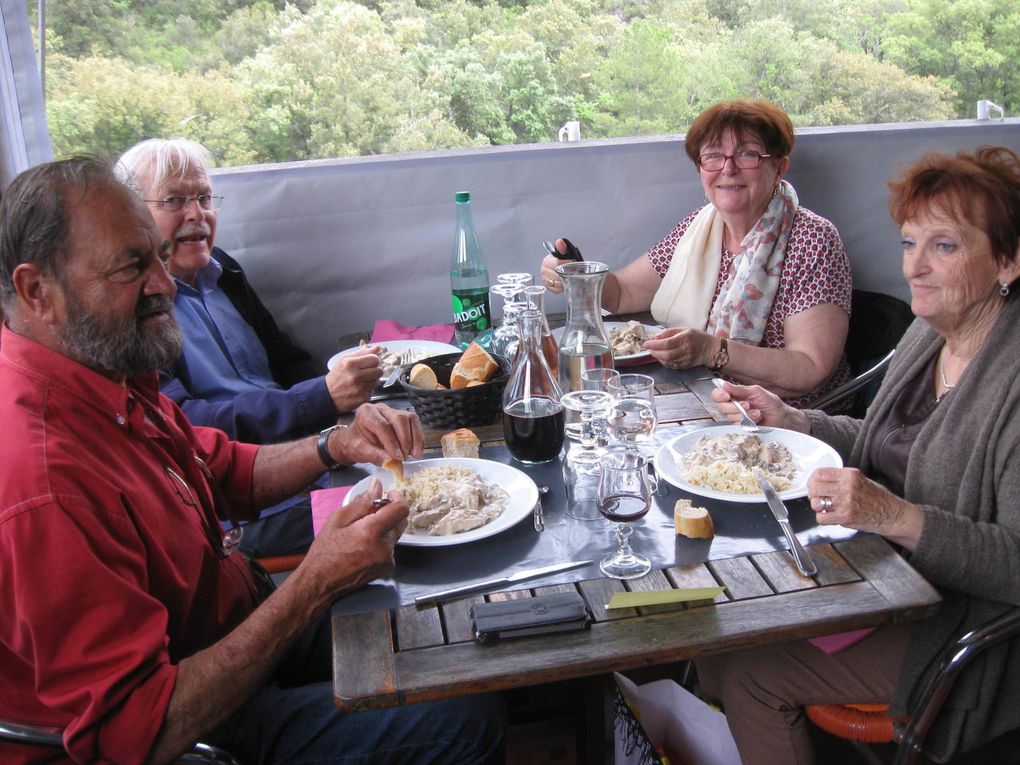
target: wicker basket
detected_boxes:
[398,351,511,429]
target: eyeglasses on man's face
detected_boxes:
[143,194,223,213]
[697,150,772,172]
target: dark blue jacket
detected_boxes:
[159,248,335,444]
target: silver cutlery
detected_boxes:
[712,378,761,433]
[534,486,549,531]
[381,348,413,388]
[414,559,593,606]
[647,458,667,497]
[754,469,817,577]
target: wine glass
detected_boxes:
[561,390,613,520]
[490,283,523,359]
[606,373,657,453]
[597,448,652,579]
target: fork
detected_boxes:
[381,348,411,387]
[711,378,760,433]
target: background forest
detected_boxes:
[33,0,1020,167]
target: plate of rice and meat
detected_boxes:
[654,425,842,503]
[343,458,539,546]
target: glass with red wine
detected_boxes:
[501,308,565,464]
[597,448,652,579]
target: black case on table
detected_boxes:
[470,592,591,644]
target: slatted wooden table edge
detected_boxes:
[332,536,941,711]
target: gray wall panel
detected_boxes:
[211,120,1020,367]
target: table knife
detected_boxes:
[414,559,593,606]
[755,472,817,577]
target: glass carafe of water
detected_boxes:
[555,260,613,393]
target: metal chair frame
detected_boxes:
[808,348,896,413]
[893,606,1020,765]
[0,718,242,764]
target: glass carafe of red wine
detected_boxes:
[556,261,613,393]
[501,308,565,464]
[522,284,559,378]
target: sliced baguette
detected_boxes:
[674,499,715,539]
[408,363,439,390]
[382,457,404,484]
[440,428,480,459]
[450,342,498,389]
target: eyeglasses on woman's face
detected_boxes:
[697,150,772,172]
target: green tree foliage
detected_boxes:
[35,0,1012,165]
[880,0,1020,116]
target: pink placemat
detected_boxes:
[310,485,353,536]
[808,628,876,655]
[370,320,455,344]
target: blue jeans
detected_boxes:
[206,616,507,764]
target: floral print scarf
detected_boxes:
[706,180,799,344]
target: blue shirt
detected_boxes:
[173,259,281,398]
[170,258,328,523]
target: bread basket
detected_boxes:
[398,352,511,428]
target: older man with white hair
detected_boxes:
[117,138,380,556]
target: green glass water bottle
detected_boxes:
[450,191,492,349]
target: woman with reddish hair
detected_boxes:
[702,146,1020,763]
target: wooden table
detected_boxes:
[333,534,940,713]
[328,336,941,758]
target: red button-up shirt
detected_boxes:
[0,326,260,763]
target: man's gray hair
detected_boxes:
[116,138,215,196]
[0,156,120,309]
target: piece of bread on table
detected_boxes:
[408,363,439,390]
[450,342,498,389]
[382,458,404,484]
[674,499,714,539]
[441,428,480,459]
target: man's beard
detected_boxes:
[60,292,184,378]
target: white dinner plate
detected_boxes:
[555,321,664,365]
[342,458,539,546]
[327,339,461,381]
[654,425,843,503]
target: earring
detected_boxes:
[1001,282,1010,297]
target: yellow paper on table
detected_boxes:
[606,587,724,610]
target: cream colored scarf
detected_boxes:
[650,180,799,344]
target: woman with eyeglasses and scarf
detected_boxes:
[541,100,852,408]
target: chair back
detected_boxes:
[811,290,913,415]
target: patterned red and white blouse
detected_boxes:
[647,205,853,408]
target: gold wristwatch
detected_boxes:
[710,337,729,372]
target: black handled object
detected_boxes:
[542,238,583,262]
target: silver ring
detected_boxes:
[819,497,833,513]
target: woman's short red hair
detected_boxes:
[684,101,795,164]
[888,146,1020,264]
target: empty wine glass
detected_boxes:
[496,272,533,297]
[607,373,658,453]
[581,367,621,393]
[597,448,652,579]
[491,283,523,359]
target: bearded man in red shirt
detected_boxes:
[0,157,505,764]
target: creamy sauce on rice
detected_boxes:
[398,465,509,535]
[678,433,796,494]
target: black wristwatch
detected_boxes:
[317,424,348,470]
[710,337,729,372]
